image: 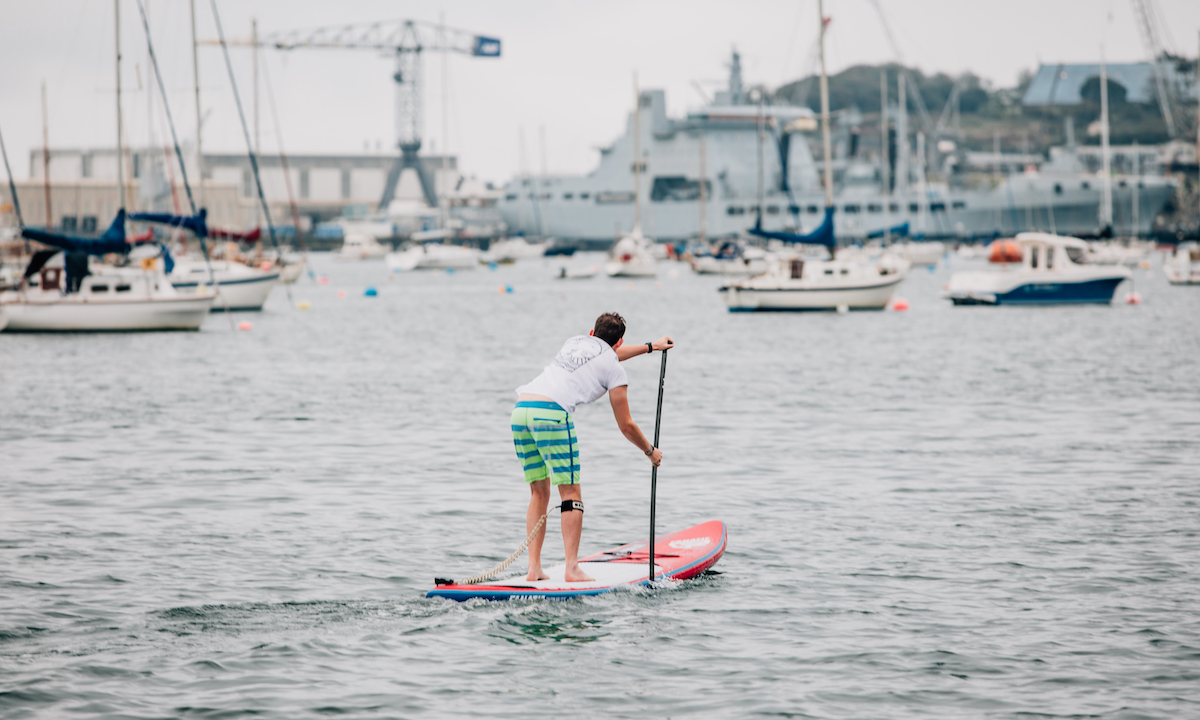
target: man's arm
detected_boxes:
[609,385,663,466]
[615,335,674,362]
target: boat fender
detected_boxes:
[561,500,584,514]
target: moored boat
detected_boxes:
[1163,242,1200,285]
[604,226,658,278]
[169,259,279,312]
[386,242,480,272]
[945,232,1130,305]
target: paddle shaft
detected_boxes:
[648,349,668,586]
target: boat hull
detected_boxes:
[2,295,215,332]
[949,277,1127,305]
[720,276,903,311]
[173,272,280,312]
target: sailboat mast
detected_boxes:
[1100,48,1112,231]
[632,74,642,229]
[252,16,260,227]
[698,133,707,244]
[115,0,125,213]
[756,93,764,221]
[879,69,888,196]
[41,82,52,229]
[817,0,833,208]
[190,0,204,208]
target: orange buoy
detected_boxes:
[988,239,1022,264]
[892,297,909,311]
[237,321,253,331]
[1124,291,1142,305]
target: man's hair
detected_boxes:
[593,312,626,346]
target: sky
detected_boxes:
[1,0,1197,186]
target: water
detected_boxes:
[2,253,1198,719]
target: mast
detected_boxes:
[756,92,764,222]
[896,72,907,197]
[698,132,707,244]
[1132,141,1139,238]
[1100,48,1113,232]
[817,0,833,208]
[917,131,927,235]
[115,0,125,214]
[252,16,259,227]
[440,13,449,232]
[632,73,642,230]
[190,0,203,208]
[41,81,52,229]
[879,69,888,197]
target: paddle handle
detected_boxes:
[649,349,668,586]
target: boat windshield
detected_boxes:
[1065,246,1087,264]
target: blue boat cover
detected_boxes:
[21,209,129,255]
[748,207,835,251]
[129,208,208,238]
[866,221,910,239]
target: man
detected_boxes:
[512,312,673,582]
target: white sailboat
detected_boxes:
[2,6,216,332]
[719,0,908,312]
[2,256,215,331]
[386,242,480,272]
[1164,242,1200,285]
[168,257,279,311]
[606,75,658,279]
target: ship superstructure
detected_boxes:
[498,52,1175,246]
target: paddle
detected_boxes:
[648,347,669,587]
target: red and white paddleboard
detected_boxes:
[426,520,727,602]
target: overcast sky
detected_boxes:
[2,0,1197,186]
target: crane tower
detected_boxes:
[253,19,500,210]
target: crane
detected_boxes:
[1129,0,1184,139]
[229,19,500,210]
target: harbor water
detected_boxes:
[2,253,1199,718]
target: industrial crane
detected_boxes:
[235,19,500,210]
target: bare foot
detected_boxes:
[563,566,595,583]
[526,571,550,581]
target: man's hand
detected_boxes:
[652,336,674,352]
[648,447,663,467]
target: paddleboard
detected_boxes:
[426,520,727,601]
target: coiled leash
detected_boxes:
[434,500,583,586]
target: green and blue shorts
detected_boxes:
[511,401,579,485]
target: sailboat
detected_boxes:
[1,3,216,332]
[719,1,907,312]
[2,213,215,331]
[606,76,658,278]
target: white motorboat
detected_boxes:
[604,226,658,278]
[169,259,280,311]
[719,255,907,311]
[2,256,215,332]
[1164,242,1200,285]
[336,233,390,261]
[482,236,547,264]
[386,242,480,272]
[689,241,772,276]
[0,302,8,332]
[945,232,1130,305]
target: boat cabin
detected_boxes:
[1014,233,1090,273]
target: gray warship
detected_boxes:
[498,53,1175,246]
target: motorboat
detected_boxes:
[604,226,657,278]
[2,254,215,331]
[0,301,8,331]
[945,232,1130,305]
[719,254,907,311]
[1164,242,1200,285]
[689,240,772,276]
[386,242,480,272]
[336,233,389,261]
[169,258,280,311]
[482,236,547,264]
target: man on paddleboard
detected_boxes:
[513,312,673,582]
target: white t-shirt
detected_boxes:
[516,335,629,415]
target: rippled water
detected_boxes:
[2,251,1199,719]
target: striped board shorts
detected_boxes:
[511,401,579,485]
